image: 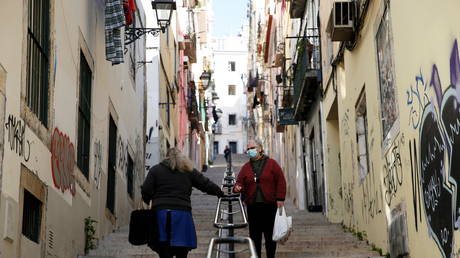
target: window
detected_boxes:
[127,155,134,199]
[228,61,236,72]
[229,114,236,125]
[22,190,42,243]
[213,141,219,156]
[228,85,236,95]
[77,52,92,178]
[356,90,369,182]
[26,0,50,127]
[376,5,398,147]
[106,117,117,214]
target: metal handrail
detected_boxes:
[206,160,258,258]
[213,197,248,229]
[207,237,258,258]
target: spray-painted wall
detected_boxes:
[321,0,460,257]
[0,0,146,257]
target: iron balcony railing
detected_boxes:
[293,29,321,107]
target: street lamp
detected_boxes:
[125,0,176,45]
[151,0,177,33]
[200,71,212,89]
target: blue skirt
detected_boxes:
[155,209,197,249]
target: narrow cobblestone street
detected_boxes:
[81,155,383,258]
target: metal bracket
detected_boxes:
[125,28,161,46]
[159,102,176,106]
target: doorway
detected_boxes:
[213,141,219,156]
[229,141,237,154]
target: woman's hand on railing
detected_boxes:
[233,184,242,193]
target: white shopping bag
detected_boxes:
[272,207,292,243]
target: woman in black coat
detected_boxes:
[141,148,224,258]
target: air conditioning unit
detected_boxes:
[327,0,355,41]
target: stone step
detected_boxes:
[82,157,383,258]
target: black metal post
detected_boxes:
[227,164,235,258]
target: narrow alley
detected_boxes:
[2,0,460,257]
[81,155,383,258]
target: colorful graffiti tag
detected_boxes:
[50,128,76,196]
[414,40,460,257]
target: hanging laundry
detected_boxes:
[105,0,126,65]
[124,0,137,25]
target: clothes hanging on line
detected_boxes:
[105,0,126,65]
[124,0,137,25]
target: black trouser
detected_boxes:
[155,244,189,258]
[247,202,278,258]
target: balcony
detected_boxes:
[292,30,322,120]
[212,122,222,135]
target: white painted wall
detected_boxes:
[212,34,248,154]
[145,53,161,176]
[0,0,146,257]
[142,0,161,176]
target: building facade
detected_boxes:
[212,35,248,155]
[249,0,460,257]
[0,0,147,257]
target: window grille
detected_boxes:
[22,190,42,243]
[26,0,50,127]
[77,52,92,178]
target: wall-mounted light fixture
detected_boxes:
[200,71,211,89]
[125,0,176,45]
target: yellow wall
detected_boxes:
[322,0,460,257]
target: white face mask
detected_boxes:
[247,148,258,159]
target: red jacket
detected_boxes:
[235,158,286,204]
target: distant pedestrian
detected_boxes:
[141,148,225,258]
[224,145,231,163]
[233,139,287,258]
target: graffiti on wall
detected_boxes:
[343,182,354,216]
[407,40,460,258]
[406,72,430,130]
[361,168,383,224]
[5,114,31,162]
[341,108,350,136]
[383,138,403,206]
[117,135,127,172]
[409,139,423,232]
[50,128,76,196]
[93,140,103,189]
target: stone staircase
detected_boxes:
[79,155,383,258]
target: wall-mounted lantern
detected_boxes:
[125,0,176,45]
[200,71,212,89]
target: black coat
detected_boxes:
[141,163,224,211]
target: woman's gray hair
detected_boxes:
[163,148,194,172]
[248,137,264,149]
[254,137,264,148]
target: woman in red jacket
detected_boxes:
[233,139,287,258]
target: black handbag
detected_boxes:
[128,208,156,246]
